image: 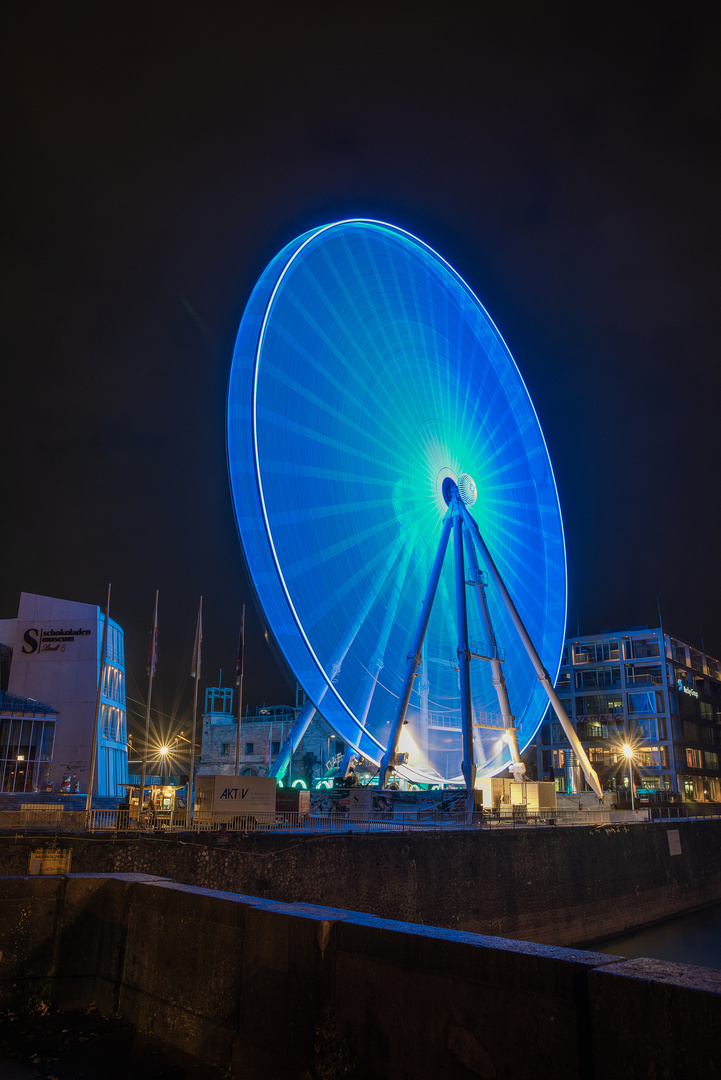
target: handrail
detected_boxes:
[2,804,720,836]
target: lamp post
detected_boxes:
[623,743,635,811]
[159,745,168,785]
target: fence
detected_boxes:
[3,804,721,835]
[0,805,679,835]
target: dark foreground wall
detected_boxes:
[1,821,720,946]
[1,873,720,1080]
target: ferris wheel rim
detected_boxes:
[229,218,568,782]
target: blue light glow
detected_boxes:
[227,220,567,783]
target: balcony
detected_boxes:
[625,672,663,686]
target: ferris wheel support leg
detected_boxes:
[269,700,317,779]
[461,506,603,800]
[453,511,476,790]
[379,514,454,790]
[462,527,522,770]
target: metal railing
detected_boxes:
[648,805,721,822]
[3,804,721,835]
[0,805,676,834]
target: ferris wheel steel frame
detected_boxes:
[227,218,602,796]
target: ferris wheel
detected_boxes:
[227,219,601,793]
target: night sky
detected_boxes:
[3,3,721,743]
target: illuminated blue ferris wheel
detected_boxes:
[227,219,601,791]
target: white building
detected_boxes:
[198,686,348,785]
[0,592,129,796]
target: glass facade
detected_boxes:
[537,627,721,802]
[0,694,57,793]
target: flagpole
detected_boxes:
[234,605,245,775]
[138,590,158,826]
[86,583,111,818]
[188,596,202,828]
[266,717,273,774]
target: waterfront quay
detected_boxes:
[2,817,720,948]
[2,870,720,1080]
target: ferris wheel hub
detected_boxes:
[458,473,477,506]
[442,473,477,507]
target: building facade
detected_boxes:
[198,686,348,785]
[0,689,59,793]
[0,592,129,796]
[537,626,721,803]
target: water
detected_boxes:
[592,901,721,970]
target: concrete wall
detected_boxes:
[1,821,721,947]
[0,873,719,1080]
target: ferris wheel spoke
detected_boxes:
[229,220,567,785]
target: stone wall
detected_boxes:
[0,873,719,1080]
[1,821,720,946]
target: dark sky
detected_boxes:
[3,2,720,741]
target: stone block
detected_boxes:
[0,875,62,992]
[332,914,621,1080]
[118,880,247,1065]
[589,956,721,1080]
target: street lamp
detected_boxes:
[623,743,635,811]
[159,745,169,784]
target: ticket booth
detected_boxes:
[122,782,180,826]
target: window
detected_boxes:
[686,748,703,769]
[272,741,280,755]
[683,721,699,742]
[702,727,715,745]
[624,636,660,660]
[245,742,254,755]
[100,704,124,742]
[575,667,621,689]
[704,751,719,770]
[102,665,125,702]
[689,649,704,672]
[638,747,667,768]
[625,665,662,685]
[679,693,698,721]
[573,640,619,664]
[700,701,713,722]
[627,691,664,715]
[673,641,687,665]
[637,719,658,741]
[220,743,229,756]
[575,693,623,716]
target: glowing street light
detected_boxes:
[623,743,635,811]
[159,744,169,784]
